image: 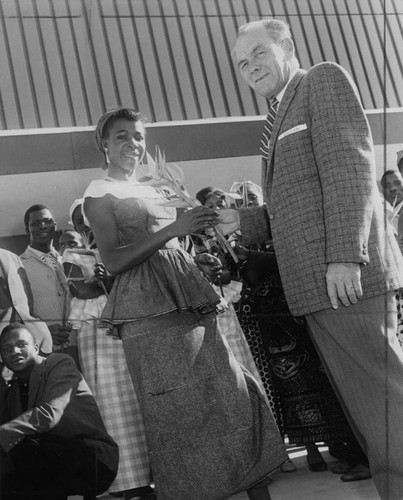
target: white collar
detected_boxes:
[274,68,299,104]
[28,245,59,259]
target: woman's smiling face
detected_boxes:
[104,118,146,173]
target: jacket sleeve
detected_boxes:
[0,355,80,452]
[309,62,374,264]
[239,205,271,246]
[0,368,11,426]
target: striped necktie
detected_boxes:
[260,98,279,159]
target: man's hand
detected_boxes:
[194,254,223,283]
[217,209,240,236]
[48,323,72,346]
[326,263,363,309]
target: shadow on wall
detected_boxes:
[0,232,62,256]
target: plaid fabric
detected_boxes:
[68,256,151,492]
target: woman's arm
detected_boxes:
[84,196,218,275]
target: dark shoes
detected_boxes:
[307,459,328,472]
[329,461,352,474]
[306,454,328,472]
[340,464,372,482]
[330,461,372,482]
[280,459,297,473]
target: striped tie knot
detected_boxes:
[260,98,279,159]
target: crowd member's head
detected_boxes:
[59,230,85,255]
[0,323,39,379]
[397,150,403,176]
[196,187,228,210]
[381,170,403,206]
[233,18,300,100]
[24,204,56,252]
[230,180,264,207]
[68,199,90,236]
[95,107,147,178]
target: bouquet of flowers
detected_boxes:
[152,146,239,263]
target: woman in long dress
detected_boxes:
[83,107,287,500]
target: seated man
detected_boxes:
[0,248,52,356]
[0,323,118,500]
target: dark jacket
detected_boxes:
[0,353,118,474]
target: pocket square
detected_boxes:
[278,123,308,141]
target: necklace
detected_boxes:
[105,176,137,183]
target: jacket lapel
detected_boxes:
[263,70,306,201]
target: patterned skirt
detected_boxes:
[234,274,354,445]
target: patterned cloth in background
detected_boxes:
[62,249,151,492]
[235,270,355,445]
[396,290,403,348]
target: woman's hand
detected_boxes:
[171,206,219,238]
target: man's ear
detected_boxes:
[281,37,294,60]
[25,226,30,235]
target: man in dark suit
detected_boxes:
[0,323,118,500]
[220,17,403,500]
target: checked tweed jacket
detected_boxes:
[240,62,403,316]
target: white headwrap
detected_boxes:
[68,198,83,226]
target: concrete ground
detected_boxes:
[72,445,379,500]
[229,445,379,500]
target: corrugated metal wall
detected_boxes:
[0,0,401,130]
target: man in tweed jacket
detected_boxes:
[224,18,403,499]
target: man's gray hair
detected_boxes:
[237,18,292,44]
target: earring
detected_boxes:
[104,147,110,165]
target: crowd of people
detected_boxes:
[1,16,403,500]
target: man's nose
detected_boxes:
[249,64,259,75]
